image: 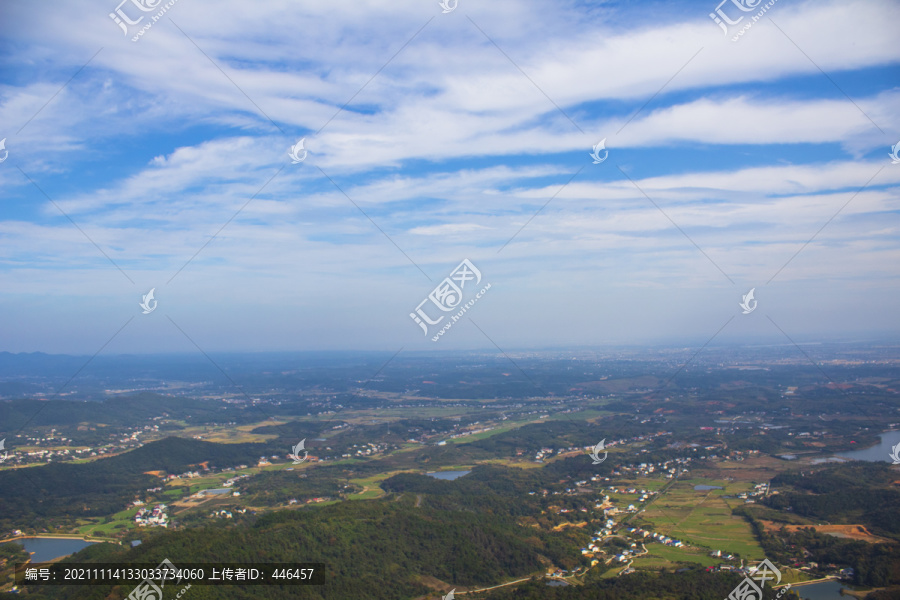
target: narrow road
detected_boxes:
[455,576,535,594]
[774,576,838,589]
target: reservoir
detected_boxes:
[427,470,471,480]
[4,537,97,562]
[792,580,854,599]
[837,430,900,463]
[694,485,723,491]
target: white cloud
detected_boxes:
[1,0,898,351]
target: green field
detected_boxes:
[347,470,419,500]
[633,481,764,559]
[77,506,142,536]
[634,542,723,569]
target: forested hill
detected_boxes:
[15,495,779,600]
[0,437,266,529]
[5,462,802,600]
[23,493,581,600]
[764,462,900,538]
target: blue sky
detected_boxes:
[0,0,898,354]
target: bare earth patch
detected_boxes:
[760,521,892,543]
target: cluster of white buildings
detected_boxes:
[532,431,682,465]
[612,547,642,563]
[209,508,247,519]
[625,527,684,547]
[736,482,770,502]
[580,527,646,565]
[613,456,693,478]
[582,522,616,554]
[165,470,202,481]
[607,487,657,503]
[575,485,688,570]
[8,424,164,466]
[339,442,390,459]
[289,497,329,505]
[22,447,70,462]
[533,447,555,462]
[134,504,168,527]
[223,473,249,487]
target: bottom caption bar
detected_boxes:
[16,561,326,586]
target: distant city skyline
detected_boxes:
[1,0,898,355]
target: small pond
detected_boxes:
[426,470,471,480]
[3,538,97,562]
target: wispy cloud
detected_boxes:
[0,0,897,352]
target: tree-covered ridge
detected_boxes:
[16,486,584,600]
[0,437,267,530]
[764,463,900,537]
[238,468,354,506]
